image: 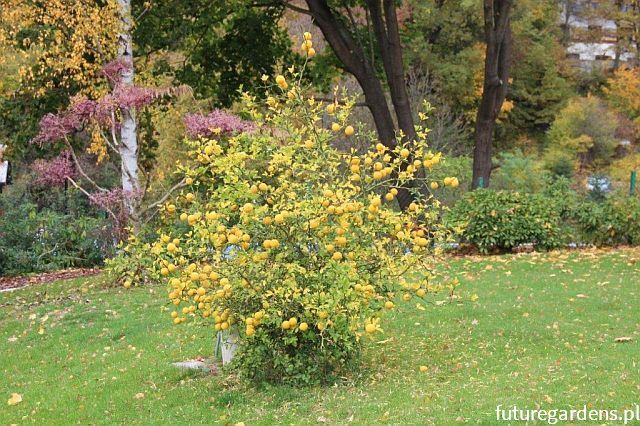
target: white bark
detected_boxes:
[116,0,139,219]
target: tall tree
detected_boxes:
[404,0,484,116]
[115,0,140,216]
[284,0,418,209]
[505,0,571,140]
[133,0,295,107]
[472,0,513,189]
[0,0,119,162]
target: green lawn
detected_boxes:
[1,248,639,425]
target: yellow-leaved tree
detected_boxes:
[605,66,640,131]
[0,0,119,97]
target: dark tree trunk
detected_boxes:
[472,0,513,189]
[304,0,418,209]
[367,0,417,142]
[635,1,640,68]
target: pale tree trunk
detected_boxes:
[116,0,140,224]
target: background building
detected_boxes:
[561,0,637,69]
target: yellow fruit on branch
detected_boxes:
[145,65,452,384]
[275,75,286,86]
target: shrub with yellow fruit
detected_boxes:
[148,66,458,385]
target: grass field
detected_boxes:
[1,248,639,425]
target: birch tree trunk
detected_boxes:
[116,0,140,223]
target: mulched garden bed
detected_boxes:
[0,268,101,292]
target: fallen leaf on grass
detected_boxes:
[7,393,22,406]
[614,337,633,343]
[134,392,145,400]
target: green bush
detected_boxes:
[0,200,110,276]
[601,195,640,245]
[447,189,563,253]
[569,194,640,246]
[492,150,550,193]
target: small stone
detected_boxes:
[172,360,212,372]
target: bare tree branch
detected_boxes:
[64,138,108,192]
[138,178,187,218]
[67,177,119,223]
[283,1,313,15]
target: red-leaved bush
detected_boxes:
[184,110,254,138]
